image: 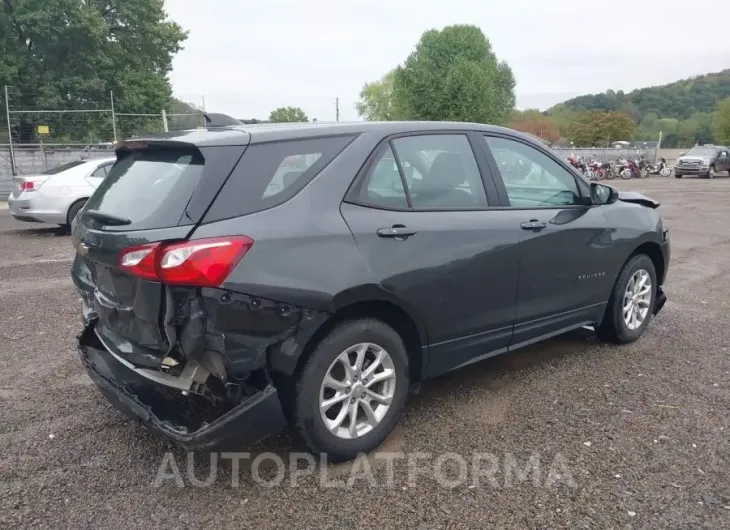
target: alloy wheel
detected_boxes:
[623,269,652,331]
[319,343,396,439]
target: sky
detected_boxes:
[165,0,730,121]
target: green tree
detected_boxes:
[391,25,515,125]
[714,97,730,144]
[268,106,308,123]
[509,109,560,143]
[355,70,403,121]
[0,0,187,142]
[568,110,636,146]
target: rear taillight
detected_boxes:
[118,236,253,287]
[19,181,36,191]
[119,242,160,281]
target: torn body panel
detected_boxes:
[170,287,331,384]
[76,285,330,449]
[78,324,286,451]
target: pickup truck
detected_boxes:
[674,145,730,179]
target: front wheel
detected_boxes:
[292,319,409,462]
[674,173,683,178]
[621,168,632,179]
[660,168,671,177]
[597,254,657,344]
[707,166,715,179]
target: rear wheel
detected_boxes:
[292,318,409,462]
[597,254,657,344]
[66,199,87,227]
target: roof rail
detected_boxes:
[203,113,244,127]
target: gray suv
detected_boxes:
[72,119,670,461]
[674,145,730,178]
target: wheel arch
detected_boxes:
[630,241,665,286]
[269,287,429,388]
[66,197,89,225]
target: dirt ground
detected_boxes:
[0,177,728,529]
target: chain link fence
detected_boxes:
[1,86,205,196]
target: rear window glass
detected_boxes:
[83,147,204,231]
[43,160,86,174]
[204,135,355,221]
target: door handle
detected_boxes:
[377,225,416,238]
[520,219,547,231]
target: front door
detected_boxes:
[341,133,520,377]
[481,135,616,348]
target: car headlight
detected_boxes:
[701,159,710,167]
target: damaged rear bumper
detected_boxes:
[77,324,287,452]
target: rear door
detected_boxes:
[342,132,520,377]
[480,134,616,348]
[71,141,245,367]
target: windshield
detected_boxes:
[685,147,716,157]
[43,160,86,175]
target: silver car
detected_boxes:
[8,157,116,227]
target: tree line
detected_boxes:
[516,70,730,147]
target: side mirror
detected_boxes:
[590,182,618,205]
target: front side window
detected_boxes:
[485,136,583,207]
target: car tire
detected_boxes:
[292,318,409,462]
[674,172,682,178]
[707,166,715,179]
[596,254,657,344]
[66,199,87,227]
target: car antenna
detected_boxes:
[203,113,244,127]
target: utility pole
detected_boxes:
[335,97,339,122]
[110,90,117,142]
[161,109,169,132]
[655,130,662,164]
[4,86,16,176]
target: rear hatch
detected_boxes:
[71,138,247,368]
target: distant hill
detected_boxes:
[548,70,730,147]
[556,70,730,121]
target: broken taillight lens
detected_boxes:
[118,236,253,287]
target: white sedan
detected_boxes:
[8,157,116,227]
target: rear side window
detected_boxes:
[204,135,355,221]
[84,147,204,231]
[351,134,488,210]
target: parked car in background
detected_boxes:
[674,145,730,179]
[8,157,116,227]
[72,120,669,462]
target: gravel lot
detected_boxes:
[1,178,728,529]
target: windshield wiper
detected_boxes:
[83,209,132,226]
